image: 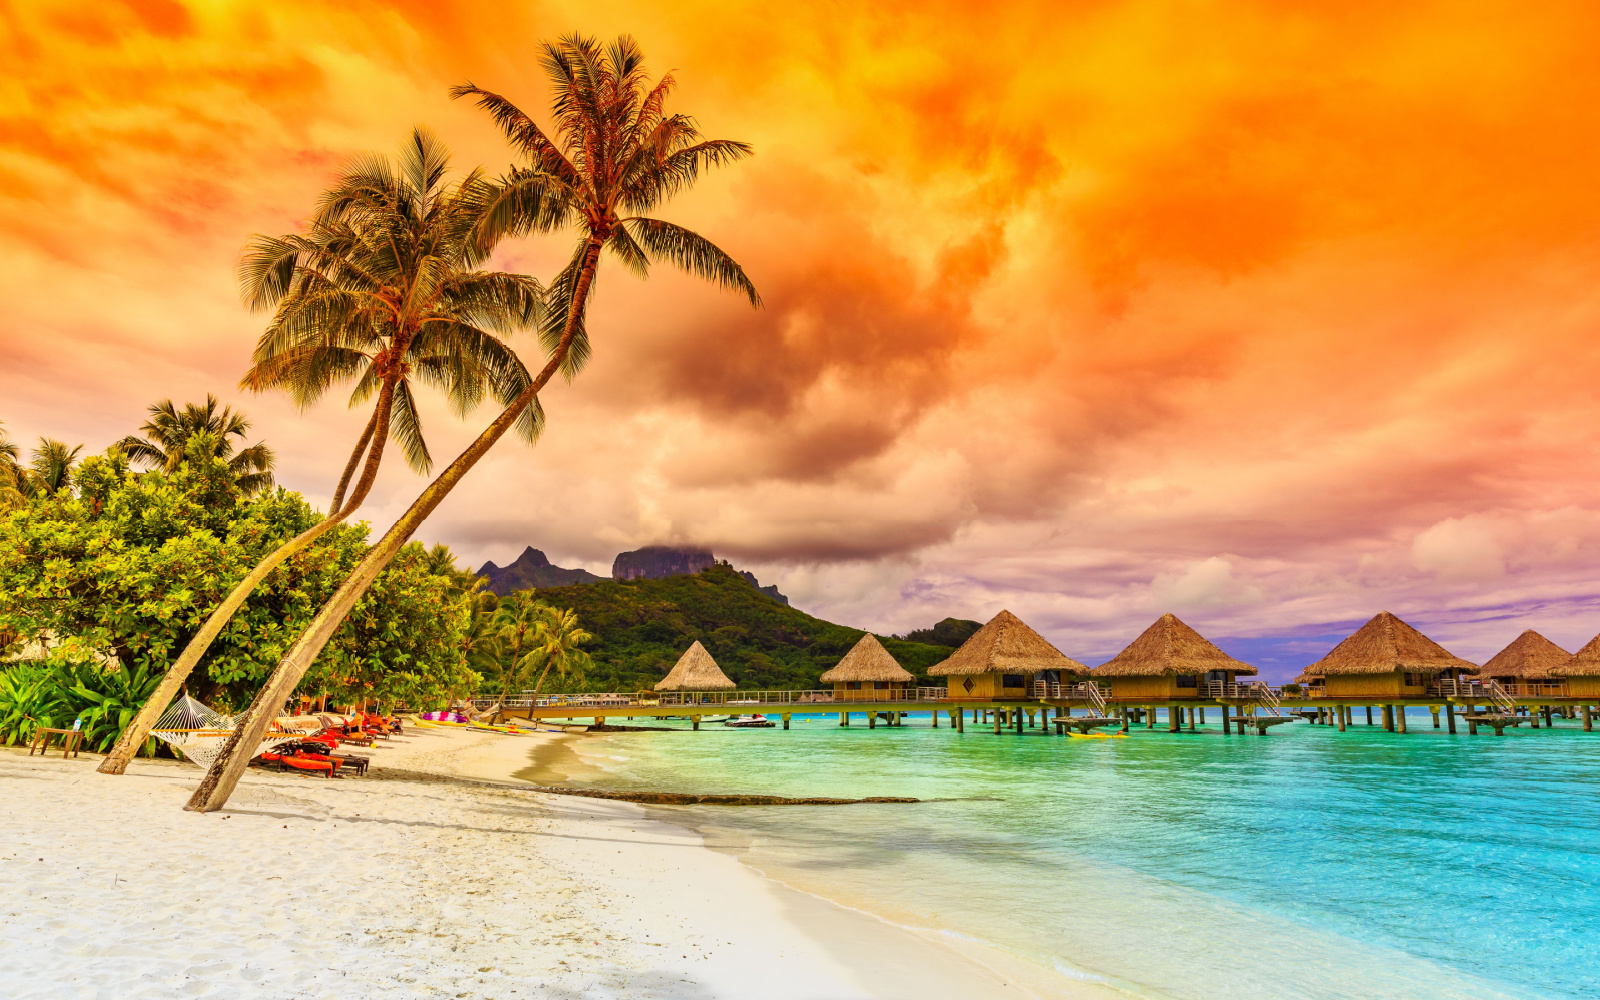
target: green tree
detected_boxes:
[0,454,474,731]
[117,396,275,495]
[190,34,760,812]
[100,129,543,775]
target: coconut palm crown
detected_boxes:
[237,127,545,502]
[116,396,276,495]
[453,32,761,379]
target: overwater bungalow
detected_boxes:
[1297,611,1477,700]
[1477,630,1570,697]
[1551,633,1600,699]
[1090,613,1256,701]
[928,609,1084,700]
[654,641,736,700]
[820,634,915,702]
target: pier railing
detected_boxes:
[1201,682,1284,700]
[1031,681,1104,701]
[1427,679,1568,699]
[473,687,953,710]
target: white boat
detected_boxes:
[724,714,775,728]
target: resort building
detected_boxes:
[1090,613,1255,700]
[820,634,915,701]
[928,609,1085,700]
[1552,633,1600,699]
[1297,611,1477,699]
[1477,630,1570,697]
[654,640,736,697]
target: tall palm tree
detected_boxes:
[188,33,760,812]
[100,130,543,776]
[478,592,549,721]
[26,438,83,496]
[117,395,276,495]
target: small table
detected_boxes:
[29,728,85,758]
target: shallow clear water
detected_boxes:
[571,710,1600,999]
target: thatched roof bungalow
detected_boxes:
[1090,613,1256,700]
[1478,630,1569,689]
[820,634,915,701]
[1298,612,1477,699]
[1551,633,1600,697]
[654,641,736,696]
[927,610,1085,700]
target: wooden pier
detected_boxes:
[471,680,1600,738]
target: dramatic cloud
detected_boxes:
[5,0,1600,678]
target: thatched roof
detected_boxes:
[1300,612,1478,677]
[1090,613,1257,677]
[1552,632,1600,677]
[654,641,736,691]
[820,634,915,683]
[927,610,1086,676]
[1479,630,1570,680]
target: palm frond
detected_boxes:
[624,217,761,305]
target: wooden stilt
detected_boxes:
[1396,706,1407,733]
[1446,702,1456,734]
[993,710,1002,735]
[1168,707,1180,733]
[1121,709,1130,733]
[1430,706,1441,729]
[1014,707,1023,734]
[1466,703,1477,734]
[957,708,965,733]
[1223,708,1232,734]
[869,713,876,729]
[1147,705,1156,729]
[1188,707,1197,732]
[1382,704,1394,731]
[1366,705,1374,725]
[1199,707,1206,725]
[1582,706,1592,732]
[1337,705,1346,732]
[1530,707,1540,729]
[693,716,701,731]
[1542,705,1553,728]
[840,712,848,727]
[931,708,938,728]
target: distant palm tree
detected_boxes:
[189,35,759,812]
[100,131,543,777]
[116,395,275,495]
[26,438,83,496]
[523,604,593,700]
[0,422,22,506]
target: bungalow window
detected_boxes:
[846,681,862,690]
[874,681,890,690]
[1176,674,1198,689]
[1002,674,1025,688]
[1205,671,1227,682]
[1403,672,1428,687]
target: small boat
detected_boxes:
[724,714,775,728]
[697,715,732,724]
[1068,731,1128,739]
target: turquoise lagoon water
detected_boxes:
[572,710,1600,999]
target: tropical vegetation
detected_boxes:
[526,564,953,692]
[116,395,275,495]
[192,33,761,812]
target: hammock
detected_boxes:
[149,694,302,769]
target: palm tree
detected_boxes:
[188,34,759,812]
[117,396,276,495]
[99,130,543,777]
[0,422,23,510]
[478,592,548,721]
[26,438,83,496]
[523,604,593,700]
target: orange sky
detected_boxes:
[6,0,1600,674]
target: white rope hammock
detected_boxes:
[149,694,301,769]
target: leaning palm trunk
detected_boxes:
[98,396,392,776]
[184,241,601,812]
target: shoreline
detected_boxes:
[0,725,1099,999]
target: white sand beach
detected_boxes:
[0,725,1088,1000]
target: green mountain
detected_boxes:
[526,564,954,692]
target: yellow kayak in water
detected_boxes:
[1068,731,1128,739]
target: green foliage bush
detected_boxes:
[0,657,164,754]
[0,446,478,746]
